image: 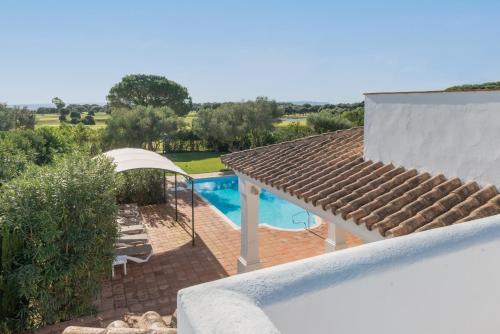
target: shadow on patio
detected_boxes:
[39,188,360,333]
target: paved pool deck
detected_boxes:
[37,182,361,333]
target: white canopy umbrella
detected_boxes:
[101,148,195,246]
[103,148,189,176]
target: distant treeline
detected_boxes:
[192,101,364,115]
[34,101,364,117]
[446,81,500,92]
[35,103,109,114]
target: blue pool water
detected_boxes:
[194,175,314,230]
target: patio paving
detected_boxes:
[37,187,361,333]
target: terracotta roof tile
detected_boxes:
[221,128,500,238]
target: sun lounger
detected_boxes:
[115,243,152,257]
[126,252,153,264]
[116,216,141,226]
[113,204,153,271]
[118,210,140,219]
[118,224,145,234]
[113,244,153,276]
[118,233,148,244]
[112,255,127,278]
[120,203,138,210]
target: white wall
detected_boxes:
[178,214,500,334]
[364,90,500,186]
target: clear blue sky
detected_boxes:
[1,0,500,104]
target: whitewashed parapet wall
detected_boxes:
[177,214,500,334]
[364,90,500,186]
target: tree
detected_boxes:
[52,97,69,122]
[69,110,81,124]
[82,114,95,125]
[107,74,192,116]
[103,106,183,150]
[193,97,282,151]
[307,110,354,133]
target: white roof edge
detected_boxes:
[101,148,189,177]
[177,214,500,333]
[364,89,500,95]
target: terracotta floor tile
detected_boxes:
[39,189,362,333]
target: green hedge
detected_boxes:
[117,169,165,205]
[0,153,119,331]
[0,126,104,186]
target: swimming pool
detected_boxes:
[194,175,316,230]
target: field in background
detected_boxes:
[166,152,228,174]
[35,112,109,128]
[35,111,306,130]
[275,116,307,128]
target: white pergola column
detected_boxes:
[324,218,349,252]
[237,178,262,273]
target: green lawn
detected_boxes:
[166,152,229,174]
[35,112,109,128]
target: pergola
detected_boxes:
[102,148,196,246]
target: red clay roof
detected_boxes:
[221,128,500,238]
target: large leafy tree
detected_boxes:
[107,74,192,116]
[193,97,282,151]
[103,106,183,150]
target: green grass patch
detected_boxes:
[35,112,109,128]
[166,152,229,174]
[274,118,307,128]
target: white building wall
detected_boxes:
[364,90,500,186]
[178,214,500,334]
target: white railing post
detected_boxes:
[238,178,262,273]
[324,217,348,252]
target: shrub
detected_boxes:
[273,122,315,142]
[307,110,354,133]
[0,153,119,331]
[341,107,364,126]
[0,105,35,130]
[0,139,31,186]
[0,104,16,130]
[70,110,81,119]
[117,169,165,205]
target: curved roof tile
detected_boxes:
[221,128,500,237]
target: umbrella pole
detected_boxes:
[191,178,195,246]
[175,173,178,222]
[163,170,166,203]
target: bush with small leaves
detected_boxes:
[117,169,165,205]
[0,153,119,331]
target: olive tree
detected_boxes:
[193,97,282,151]
[103,105,183,150]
